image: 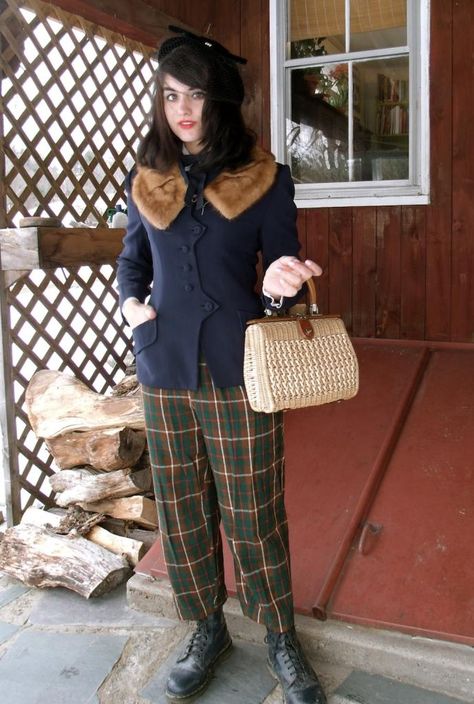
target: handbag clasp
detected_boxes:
[298,318,314,339]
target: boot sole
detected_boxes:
[165,636,233,702]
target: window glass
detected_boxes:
[350,0,407,51]
[288,64,350,183]
[290,0,407,56]
[290,0,345,57]
[287,57,409,184]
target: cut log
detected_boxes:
[87,526,146,566]
[19,507,144,564]
[0,523,131,597]
[25,370,144,439]
[78,496,158,529]
[102,518,160,550]
[21,507,64,528]
[21,505,106,535]
[49,467,152,507]
[45,426,146,471]
[110,373,139,397]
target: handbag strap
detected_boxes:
[307,277,319,314]
[263,277,319,316]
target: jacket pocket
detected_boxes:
[132,317,158,354]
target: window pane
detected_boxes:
[288,64,351,183]
[350,0,407,51]
[287,57,409,184]
[290,1,407,56]
[290,0,345,57]
[357,57,409,180]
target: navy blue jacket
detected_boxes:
[116,148,302,389]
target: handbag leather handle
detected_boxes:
[307,277,319,314]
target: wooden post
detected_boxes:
[0,230,39,525]
[0,226,125,524]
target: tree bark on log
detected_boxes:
[49,467,152,507]
[26,370,144,438]
[20,507,146,566]
[45,426,146,470]
[0,523,131,597]
[78,496,158,528]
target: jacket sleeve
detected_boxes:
[260,163,306,310]
[116,171,154,311]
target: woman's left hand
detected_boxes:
[262,257,322,299]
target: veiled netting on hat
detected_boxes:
[156,26,247,105]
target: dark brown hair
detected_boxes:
[137,44,256,173]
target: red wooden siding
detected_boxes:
[451,0,474,342]
[425,0,453,341]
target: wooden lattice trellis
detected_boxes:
[0,1,158,522]
[0,0,156,226]
[6,262,132,515]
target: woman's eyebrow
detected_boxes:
[162,85,203,93]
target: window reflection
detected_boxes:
[287,58,409,184]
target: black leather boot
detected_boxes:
[166,608,232,701]
[266,627,327,704]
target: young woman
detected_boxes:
[117,27,326,704]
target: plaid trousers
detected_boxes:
[141,361,295,632]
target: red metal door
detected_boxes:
[327,348,474,645]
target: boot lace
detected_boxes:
[281,632,309,683]
[266,630,312,685]
[182,620,209,660]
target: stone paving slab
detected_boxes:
[29,583,175,628]
[0,620,20,645]
[140,638,276,704]
[0,630,127,704]
[0,582,30,608]
[334,671,472,704]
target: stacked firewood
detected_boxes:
[0,370,160,598]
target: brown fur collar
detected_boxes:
[131,147,277,230]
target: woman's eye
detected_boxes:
[192,91,205,100]
[165,93,177,101]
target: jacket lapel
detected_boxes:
[131,164,187,230]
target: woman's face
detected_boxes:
[162,74,206,154]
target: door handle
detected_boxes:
[358,521,383,555]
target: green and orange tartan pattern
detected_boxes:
[142,362,295,632]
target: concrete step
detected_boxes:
[128,573,474,703]
[329,671,472,704]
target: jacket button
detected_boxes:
[181,264,192,272]
[191,226,202,234]
[184,284,194,292]
[202,302,214,312]
[180,245,190,253]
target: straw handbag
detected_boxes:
[244,278,359,413]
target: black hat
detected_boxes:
[156,26,247,105]
[158,25,247,65]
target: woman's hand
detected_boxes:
[262,257,322,299]
[122,299,157,330]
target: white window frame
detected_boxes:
[270,0,431,208]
